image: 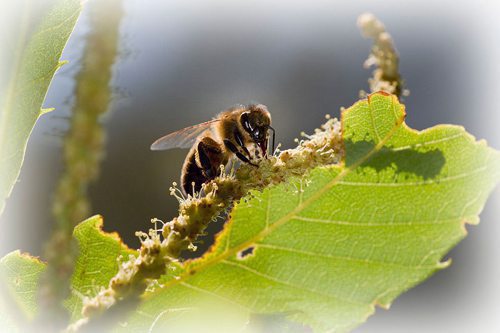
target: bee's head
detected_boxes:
[240,104,274,156]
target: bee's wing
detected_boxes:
[150,119,220,151]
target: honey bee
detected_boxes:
[151,104,275,194]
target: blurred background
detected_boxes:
[1,0,499,331]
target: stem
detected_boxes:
[38,0,123,329]
[357,13,405,98]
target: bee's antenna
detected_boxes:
[268,126,276,155]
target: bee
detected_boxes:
[151,104,275,195]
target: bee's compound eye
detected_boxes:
[241,112,252,133]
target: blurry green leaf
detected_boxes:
[0,215,134,328]
[0,0,82,215]
[123,93,500,332]
[0,251,46,321]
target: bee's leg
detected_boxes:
[223,139,258,167]
[198,144,214,179]
[233,129,254,159]
[182,148,206,195]
[268,125,275,156]
[198,137,224,179]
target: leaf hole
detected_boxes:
[237,246,255,260]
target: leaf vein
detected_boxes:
[292,215,461,226]
[256,243,438,270]
[338,165,487,187]
[221,259,365,306]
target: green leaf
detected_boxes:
[124,93,500,332]
[0,251,46,322]
[0,0,82,215]
[64,215,136,321]
[0,215,134,328]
